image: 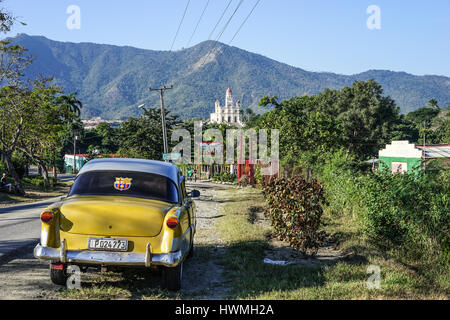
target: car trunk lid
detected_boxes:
[60,196,173,237]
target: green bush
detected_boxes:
[316,150,364,218]
[22,175,55,190]
[212,171,236,183]
[357,168,450,267]
[262,176,326,256]
[0,152,29,180]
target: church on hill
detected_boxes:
[209,88,243,127]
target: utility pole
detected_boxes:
[73,133,78,173]
[149,85,173,158]
[423,121,426,172]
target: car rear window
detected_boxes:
[68,171,179,203]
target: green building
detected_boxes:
[64,154,87,173]
[379,140,450,173]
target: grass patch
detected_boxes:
[216,187,450,299]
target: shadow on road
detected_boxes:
[0,240,39,266]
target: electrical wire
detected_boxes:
[186,0,210,48]
[207,0,234,40]
[228,0,261,45]
[156,0,192,87]
[169,0,192,52]
[199,0,245,67]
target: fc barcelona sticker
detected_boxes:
[114,177,132,191]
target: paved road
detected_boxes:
[0,174,75,265]
[0,197,64,264]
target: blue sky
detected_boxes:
[3,0,450,76]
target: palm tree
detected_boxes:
[56,92,83,117]
[427,99,439,110]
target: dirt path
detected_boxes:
[0,182,233,300]
[182,182,233,299]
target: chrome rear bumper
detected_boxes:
[33,241,182,267]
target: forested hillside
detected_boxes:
[10,34,450,119]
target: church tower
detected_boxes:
[225,88,233,107]
[210,88,243,127]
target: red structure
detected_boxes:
[238,159,279,184]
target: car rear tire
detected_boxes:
[163,261,183,291]
[50,263,68,286]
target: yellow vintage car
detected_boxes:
[34,158,200,291]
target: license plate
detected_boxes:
[88,238,128,252]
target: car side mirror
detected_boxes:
[190,190,200,198]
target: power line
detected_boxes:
[157,0,191,87]
[186,0,210,48]
[169,0,192,52]
[207,0,234,40]
[213,0,245,43]
[199,0,245,67]
[228,0,261,45]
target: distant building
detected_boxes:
[82,117,123,130]
[378,140,450,173]
[210,88,243,127]
[64,154,87,173]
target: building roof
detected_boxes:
[379,141,450,159]
[64,154,88,159]
[379,140,422,158]
[415,144,450,159]
[78,158,180,185]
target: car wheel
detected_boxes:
[163,261,183,291]
[50,263,68,286]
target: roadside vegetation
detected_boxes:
[216,187,448,299]
[0,174,72,206]
[226,82,449,299]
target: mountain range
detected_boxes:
[9,34,450,120]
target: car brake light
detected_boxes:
[40,211,53,224]
[51,263,64,270]
[166,217,179,229]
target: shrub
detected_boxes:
[262,176,326,256]
[22,175,55,190]
[238,174,249,186]
[212,171,236,183]
[357,168,450,267]
[316,150,363,218]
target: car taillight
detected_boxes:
[51,263,64,270]
[40,211,53,224]
[166,217,179,229]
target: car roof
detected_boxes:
[77,158,180,185]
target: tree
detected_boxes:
[427,99,439,110]
[255,80,402,169]
[95,122,119,153]
[406,107,440,129]
[17,78,76,188]
[56,92,83,117]
[0,85,30,194]
[118,107,180,160]
[329,80,400,160]
[0,2,32,194]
